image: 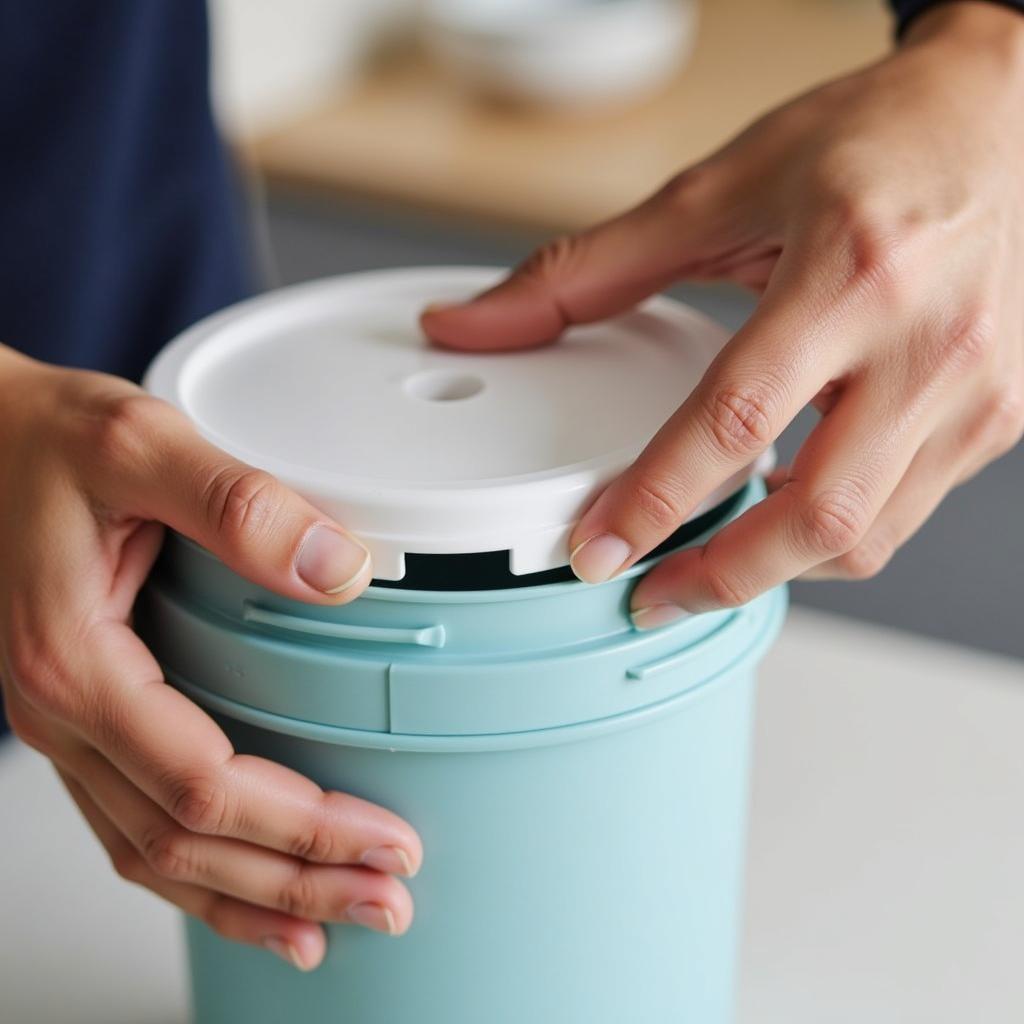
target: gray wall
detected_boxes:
[262,191,1024,660]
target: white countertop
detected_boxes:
[3,607,1022,1024]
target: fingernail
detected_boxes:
[360,845,415,877]
[569,533,632,584]
[422,302,459,316]
[263,936,313,971]
[347,902,398,936]
[296,525,370,595]
[631,603,687,631]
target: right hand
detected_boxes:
[0,347,423,971]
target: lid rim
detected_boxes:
[145,267,752,580]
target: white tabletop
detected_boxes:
[3,607,1022,1024]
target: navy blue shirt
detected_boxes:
[0,1,251,382]
[0,1,250,735]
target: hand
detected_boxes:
[422,2,1024,628]
[0,349,422,971]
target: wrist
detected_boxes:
[0,346,54,439]
[0,343,34,377]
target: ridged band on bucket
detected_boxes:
[144,266,768,580]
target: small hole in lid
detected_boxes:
[404,370,484,402]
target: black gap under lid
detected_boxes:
[371,487,746,592]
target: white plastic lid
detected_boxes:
[145,267,764,581]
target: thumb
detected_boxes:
[96,396,372,604]
[421,167,729,352]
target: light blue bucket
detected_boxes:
[136,479,786,1024]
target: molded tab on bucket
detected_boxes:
[159,585,786,754]
[139,564,782,738]
[242,602,447,648]
[625,614,755,680]
[135,585,393,732]
[384,597,774,735]
[144,267,767,580]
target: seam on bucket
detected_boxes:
[386,664,393,734]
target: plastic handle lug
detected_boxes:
[242,603,446,648]
[626,611,745,681]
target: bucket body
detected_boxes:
[136,482,785,1024]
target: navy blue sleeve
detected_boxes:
[0,1,253,740]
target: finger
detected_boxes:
[763,466,789,494]
[800,439,954,581]
[110,521,166,621]
[952,391,1024,484]
[568,263,854,584]
[8,488,423,880]
[86,396,371,604]
[421,165,735,352]
[57,769,328,971]
[805,388,1024,579]
[65,745,412,934]
[629,380,927,623]
[14,691,413,934]
[18,605,423,878]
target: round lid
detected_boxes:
[145,266,764,581]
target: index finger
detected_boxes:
[627,375,931,621]
[567,263,854,584]
[420,163,732,352]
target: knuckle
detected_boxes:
[703,385,776,458]
[85,690,132,760]
[701,557,750,608]
[980,383,1024,455]
[287,817,339,863]
[630,475,688,533]
[4,701,51,755]
[936,308,996,375]
[659,164,715,209]
[91,393,163,469]
[200,895,237,939]
[277,865,320,918]
[847,229,905,300]
[795,487,869,557]
[819,192,908,302]
[166,774,229,835]
[109,839,146,884]
[3,695,50,754]
[835,539,892,580]
[517,235,580,321]
[203,467,282,547]
[4,630,72,718]
[519,235,578,290]
[140,823,196,881]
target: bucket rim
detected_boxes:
[169,586,786,753]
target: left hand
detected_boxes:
[421,1,1024,628]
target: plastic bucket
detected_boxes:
[136,479,786,1024]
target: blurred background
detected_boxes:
[208,0,1023,659]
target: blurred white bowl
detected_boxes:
[422,0,698,111]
